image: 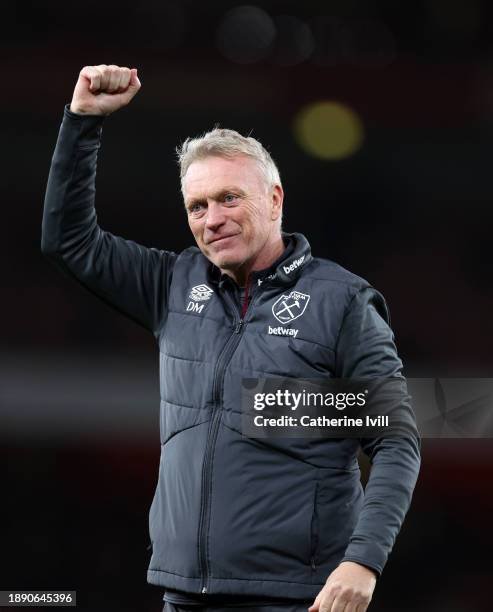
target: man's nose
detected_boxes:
[204,200,226,229]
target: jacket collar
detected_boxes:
[207,231,312,289]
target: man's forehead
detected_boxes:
[183,155,264,195]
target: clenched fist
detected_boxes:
[70,64,141,116]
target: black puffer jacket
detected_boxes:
[42,106,421,600]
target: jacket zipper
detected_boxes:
[310,480,319,572]
[198,278,256,594]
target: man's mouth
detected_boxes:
[207,234,238,245]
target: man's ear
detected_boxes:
[271,184,284,221]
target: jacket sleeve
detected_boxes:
[335,286,421,577]
[41,105,177,337]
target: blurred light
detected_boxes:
[293,101,364,161]
[270,15,315,66]
[216,6,276,64]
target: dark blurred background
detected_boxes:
[2,0,493,610]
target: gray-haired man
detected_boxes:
[42,65,420,612]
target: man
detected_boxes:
[42,65,421,612]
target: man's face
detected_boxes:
[183,155,282,273]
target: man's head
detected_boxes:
[177,128,284,280]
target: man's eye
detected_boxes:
[189,203,205,213]
[224,194,237,203]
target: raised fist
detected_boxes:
[70,64,141,116]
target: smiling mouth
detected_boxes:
[208,234,238,245]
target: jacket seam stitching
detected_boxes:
[74,144,100,150]
[148,568,201,579]
[149,568,323,585]
[227,364,334,379]
[334,287,370,376]
[161,398,208,411]
[161,420,210,447]
[219,422,358,471]
[160,352,207,364]
[167,308,227,325]
[301,274,369,287]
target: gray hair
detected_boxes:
[176,127,282,195]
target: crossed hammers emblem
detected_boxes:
[272,291,310,324]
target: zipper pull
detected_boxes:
[235,319,244,333]
[201,587,208,594]
[311,557,316,571]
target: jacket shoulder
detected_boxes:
[178,245,202,258]
[307,257,392,325]
[307,256,372,291]
[175,245,208,267]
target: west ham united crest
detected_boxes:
[272,291,310,324]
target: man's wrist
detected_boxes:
[65,103,106,120]
[69,103,106,117]
[60,104,105,148]
[338,560,379,580]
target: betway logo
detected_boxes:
[283,255,305,275]
[268,325,299,338]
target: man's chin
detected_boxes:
[211,256,241,271]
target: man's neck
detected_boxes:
[221,234,285,287]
